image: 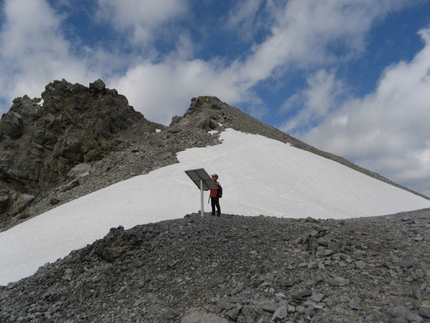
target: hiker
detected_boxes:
[210,174,222,216]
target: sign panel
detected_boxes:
[185,168,219,217]
[185,168,219,191]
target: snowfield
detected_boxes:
[1,129,430,285]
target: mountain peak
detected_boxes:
[0,79,427,231]
[0,79,159,229]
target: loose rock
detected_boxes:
[1,210,430,322]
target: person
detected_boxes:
[210,174,222,216]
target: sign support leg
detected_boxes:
[200,179,204,217]
[184,169,218,217]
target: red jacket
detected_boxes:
[210,181,221,198]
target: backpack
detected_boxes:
[217,185,223,198]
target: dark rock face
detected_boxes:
[1,209,429,322]
[0,79,157,227]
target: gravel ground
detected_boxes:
[1,208,430,322]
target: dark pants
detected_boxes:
[211,197,221,216]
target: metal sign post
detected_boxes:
[200,179,204,217]
[185,168,219,216]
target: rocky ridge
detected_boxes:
[0,79,156,228]
[0,81,225,230]
[1,209,430,322]
[0,79,426,231]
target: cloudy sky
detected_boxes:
[0,0,429,196]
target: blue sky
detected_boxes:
[0,0,429,197]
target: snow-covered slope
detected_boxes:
[1,129,429,285]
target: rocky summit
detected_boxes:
[1,210,430,322]
[0,79,417,231]
[0,79,157,228]
[0,78,299,230]
[0,79,430,322]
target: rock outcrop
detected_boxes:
[0,79,157,224]
[0,80,150,221]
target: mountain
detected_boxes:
[0,79,163,230]
[1,80,430,322]
[1,79,427,232]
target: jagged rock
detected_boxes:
[387,305,410,319]
[0,111,24,139]
[181,309,231,323]
[349,297,363,310]
[67,163,91,179]
[8,194,35,215]
[0,79,160,228]
[272,306,289,321]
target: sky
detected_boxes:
[0,0,429,196]
[1,128,430,285]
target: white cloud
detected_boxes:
[96,0,188,46]
[297,27,430,196]
[225,0,409,97]
[109,56,249,125]
[0,0,410,120]
[280,70,345,133]
[226,0,265,41]
[0,0,99,108]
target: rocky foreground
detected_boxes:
[1,208,430,323]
